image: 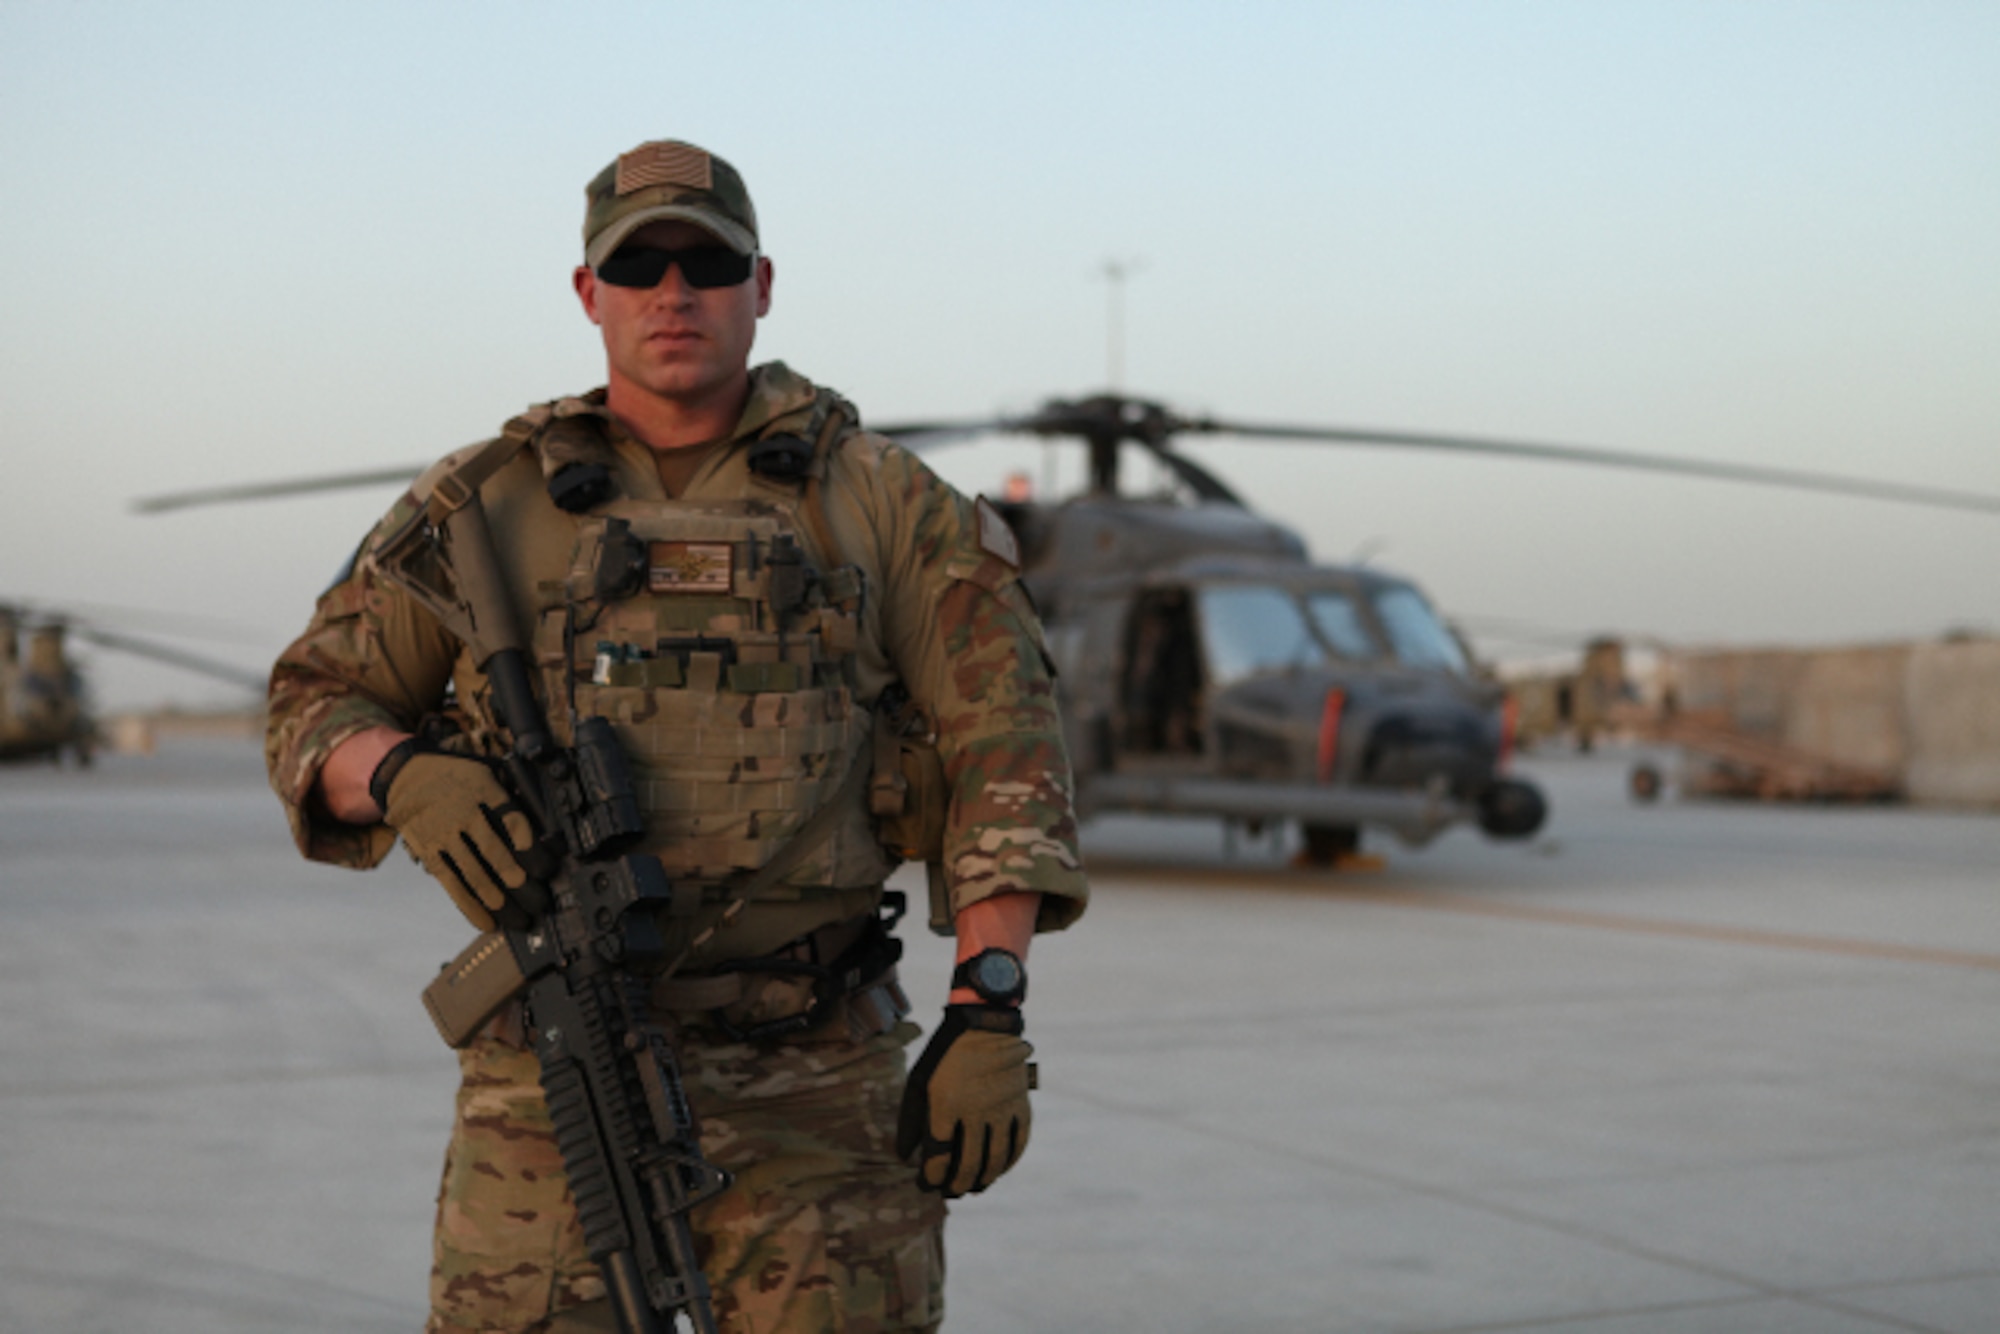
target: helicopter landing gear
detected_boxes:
[1628,763,1663,803]
[1477,778,1548,838]
[1294,822,1386,872]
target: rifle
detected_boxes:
[401,492,729,1334]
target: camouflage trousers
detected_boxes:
[425,1020,946,1334]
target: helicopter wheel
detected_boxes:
[1629,763,1663,803]
[1301,822,1356,865]
[1295,823,1384,872]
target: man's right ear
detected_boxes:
[573,265,603,325]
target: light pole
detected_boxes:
[1099,256,1147,389]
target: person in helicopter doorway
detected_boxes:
[265,137,1089,1333]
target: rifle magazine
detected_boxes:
[423,930,530,1049]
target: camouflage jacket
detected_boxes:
[266,363,1086,959]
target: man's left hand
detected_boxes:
[897,1005,1034,1196]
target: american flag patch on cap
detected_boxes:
[616,141,713,196]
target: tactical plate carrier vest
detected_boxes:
[532,495,879,892]
[377,389,941,934]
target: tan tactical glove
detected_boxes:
[377,750,535,930]
[897,1005,1035,1196]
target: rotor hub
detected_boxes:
[1014,394,1188,492]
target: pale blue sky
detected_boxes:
[3,2,1996,706]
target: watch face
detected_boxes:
[973,951,1024,996]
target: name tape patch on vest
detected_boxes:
[648,541,734,594]
[974,497,1021,568]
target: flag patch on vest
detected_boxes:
[648,541,733,593]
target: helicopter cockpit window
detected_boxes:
[1302,590,1382,661]
[1371,586,1470,674]
[1198,586,1322,687]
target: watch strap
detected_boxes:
[367,734,437,813]
[946,1002,1025,1036]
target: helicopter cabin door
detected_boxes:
[1118,586,1205,761]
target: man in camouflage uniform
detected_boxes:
[266,138,1088,1333]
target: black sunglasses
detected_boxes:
[594,244,755,290]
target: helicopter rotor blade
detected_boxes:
[130,421,1024,509]
[867,418,1020,447]
[130,465,427,514]
[129,399,1999,518]
[69,626,268,693]
[1180,417,2000,517]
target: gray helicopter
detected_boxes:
[135,391,2000,865]
[889,396,1548,865]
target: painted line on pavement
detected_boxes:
[1339,887,2000,972]
[1087,860,2000,971]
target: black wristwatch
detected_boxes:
[951,948,1027,1007]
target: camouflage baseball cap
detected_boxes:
[583,139,759,267]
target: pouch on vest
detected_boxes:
[871,684,953,934]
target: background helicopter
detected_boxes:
[132,389,2000,865]
[872,395,2000,863]
[0,601,268,764]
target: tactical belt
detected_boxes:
[650,912,873,1010]
[651,895,911,1044]
[477,909,908,1050]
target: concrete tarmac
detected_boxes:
[3,739,1996,1333]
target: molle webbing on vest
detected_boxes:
[657,744,877,976]
[596,706,858,761]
